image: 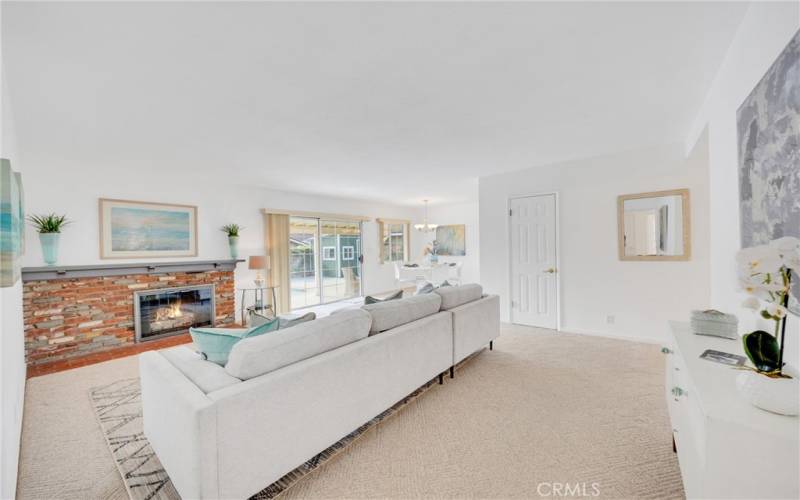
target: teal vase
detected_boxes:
[228,236,239,259]
[39,232,60,266]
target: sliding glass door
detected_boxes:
[289,217,362,310]
[320,220,362,303]
[289,217,320,309]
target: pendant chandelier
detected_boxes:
[414,200,438,232]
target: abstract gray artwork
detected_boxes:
[737,29,800,315]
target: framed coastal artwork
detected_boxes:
[737,29,799,315]
[99,198,198,259]
[1,159,24,287]
[435,224,466,256]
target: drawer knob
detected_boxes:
[661,347,673,354]
[671,386,687,397]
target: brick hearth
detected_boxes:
[23,269,236,368]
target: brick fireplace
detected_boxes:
[22,260,240,368]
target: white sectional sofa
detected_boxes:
[139,284,499,499]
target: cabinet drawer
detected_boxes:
[664,342,707,496]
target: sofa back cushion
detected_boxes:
[434,283,483,310]
[362,293,442,334]
[225,309,372,380]
[161,346,242,394]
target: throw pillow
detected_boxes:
[415,281,454,295]
[278,312,316,329]
[190,317,280,366]
[363,290,403,304]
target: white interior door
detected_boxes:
[509,194,558,329]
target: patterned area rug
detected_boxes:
[90,372,444,500]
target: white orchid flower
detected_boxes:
[765,303,787,319]
[739,277,789,301]
[741,296,761,310]
[769,237,800,252]
[769,237,800,271]
[736,245,784,275]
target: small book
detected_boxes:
[699,349,746,367]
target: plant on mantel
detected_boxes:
[221,223,243,259]
[28,213,71,266]
[737,236,798,378]
[28,213,71,233]
[220,224,242,238]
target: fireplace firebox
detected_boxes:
[134,284,215,342]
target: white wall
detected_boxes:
[414,202,480,284]
[479,142,710,343]
[20,165,424,317]
[685,2,800,367]
[0,10,26,496]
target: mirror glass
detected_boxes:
[619,190,690,260]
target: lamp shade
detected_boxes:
[248,255,266,270]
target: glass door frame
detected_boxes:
[290,216,364,311]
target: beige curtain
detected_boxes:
[376,219,411,263]
[377,220,385,263]
[264,213,291,314]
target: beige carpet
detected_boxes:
[17,324,684,499]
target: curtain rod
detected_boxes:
[261,208,372,221]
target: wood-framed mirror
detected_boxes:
[617,188,691,261]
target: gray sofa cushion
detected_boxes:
[161,346,242,394]
[362,293,442,334]
[225,309,372,380]
[434,283,483,311]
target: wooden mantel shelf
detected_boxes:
[21,259,245,281]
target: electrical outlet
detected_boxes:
[606,315,615,325]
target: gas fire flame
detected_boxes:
[155,302,183,321]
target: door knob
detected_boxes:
[544,268,557,274]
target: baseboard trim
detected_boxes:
[562,327,664,346]
[501,321,665,346]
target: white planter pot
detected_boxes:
[736,366,799,416]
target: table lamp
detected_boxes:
[249,255,267,288]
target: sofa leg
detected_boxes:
[449,366,454,379]
[438,373,443,385]
[489,341,493,351]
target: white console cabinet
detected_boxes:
[664,322,798,499]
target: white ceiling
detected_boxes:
[3,2,747,206]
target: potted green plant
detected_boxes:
[28,213,71,266]
[221,224,243,259]
[735,237,799,415]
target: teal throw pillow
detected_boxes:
[190,316,280,366]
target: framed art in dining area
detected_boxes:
[435,224,466,256]
[99,198,198,259]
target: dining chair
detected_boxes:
[394,262,421,289]
[447,262,463,285]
